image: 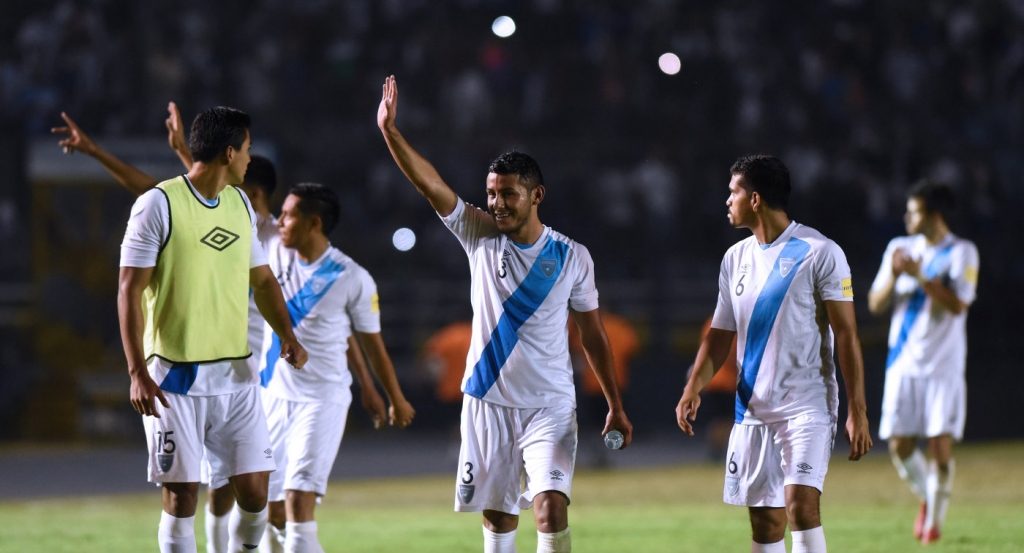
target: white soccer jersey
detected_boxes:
[119,177,266,396]
[711,222,853,425]
[441,198,599,409]
[870,233,978,379]
[259,241,381,405]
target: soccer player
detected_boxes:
[867,181,979,544]
[55,108,392,553]
[377,75,633,553]
[118,106,308,553]
[676,155,872,553]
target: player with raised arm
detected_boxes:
[675,155,872,553]
[867,181,979,545]
[55,108,392,553]
[378,75,632,553]
[118,106,309,553]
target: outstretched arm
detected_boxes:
[676,327,736,436]
[825,300,873,461]
[571,309,633,449]
[376,75,459,216]
[52,112,158,195]
[355,331,415,428]
[346,335,387,429]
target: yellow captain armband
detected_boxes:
[841,277,854,298]
[964,265,979,285]
[370,293,380,313]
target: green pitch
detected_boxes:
[2,442,1022,552]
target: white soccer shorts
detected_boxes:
[144,386,276,486]
[723,413,836,507]
[454,395,577,515]
[263,391,351,502]
[879,370,966,441]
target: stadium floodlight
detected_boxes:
[658,53,681,75]
[492,16,516,38]
[392,228,416,251]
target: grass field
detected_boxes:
[2,442,1022,552]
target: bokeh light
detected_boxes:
[392,228,416,251]
[658,52,681,75]
[492,16,516,38]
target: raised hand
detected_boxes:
[377,75,398,131]
[51,112,98,156]
[165,102,188,153]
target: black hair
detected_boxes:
[288,182,340,235]
[243,155,277,198]
[730,154,791,211]
[488,150,544,191]
[189,106,251,163]
[908,180,956,223]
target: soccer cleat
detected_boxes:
[921,526,941,545]
[913,502,927,540]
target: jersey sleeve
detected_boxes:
[870,238,901,293]
[568,243,600,312]
[815,239,854,302]
[120,189,168,268]
[347,267,382,334]
[236,187,268,269]
[948,241,979,305]
[439,197,496,254]
[710,251,737,331]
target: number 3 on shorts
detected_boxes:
[462,462,474,484]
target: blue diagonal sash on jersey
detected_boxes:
[160,362,199,394]
[735,237,812,423]
[463,237,569,398]
[885,243,955,369]
[260,258,346,387]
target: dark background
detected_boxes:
[0,0,1020,444]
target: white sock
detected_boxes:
[228,505,267,552]
[285,521,321,553]
[925,458,954,531]
[482,526,517,553]
[536,527,570,553]
[791,526,827,553]
[259,524,285,553]
[750,539,785,553]
[159,511,197,553]
[891,449,928,501]
[204,503,229,553]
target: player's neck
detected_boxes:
[507,217,545,247]
[296,234,330,264]
[186,163,231,201]
[923,222,949,246]
[750,211,791,246]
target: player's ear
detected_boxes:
[749,190,761,212]
[532,184,545,206]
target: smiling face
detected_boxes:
[486,172,536,235]
[277,193,315,249]
[726,174,756,229]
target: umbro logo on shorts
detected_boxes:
[200,227,240,251]
[264,448,273,458]
[797,462,813,474]
[549,470,564,481]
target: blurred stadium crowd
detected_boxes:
[0,0,1021,440]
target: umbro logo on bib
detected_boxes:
[539,258,557,278]
[200,227,240,251]
[779,258,796,277]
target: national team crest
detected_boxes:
[310,276,328,294]
[538,258,557,278]
[158,454,174,473]
[779,258,796,277]
[726,476,739,496]
[458,484,475,503]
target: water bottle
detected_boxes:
[604,429,624,450]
